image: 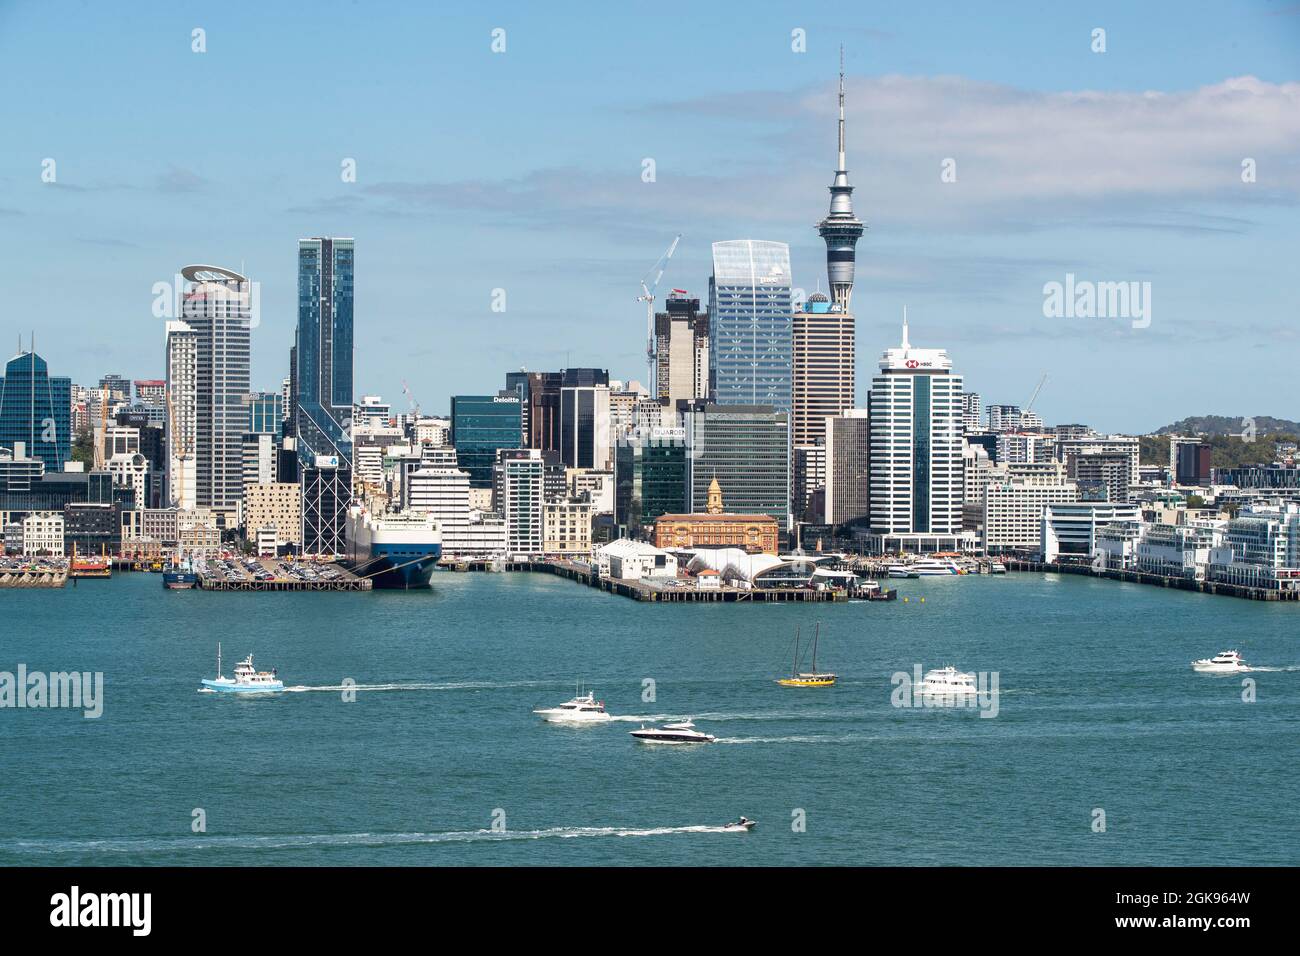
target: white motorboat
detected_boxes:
[722,816,756,832]
[988,562,1007,574]
[534,690,612,723]
[1191,650,1249,673]
[887,565,919,579]
[911,558,961,576]
[917,665,978,698]
[629,720,716,744]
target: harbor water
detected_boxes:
[1,571,1296,866]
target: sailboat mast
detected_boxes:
[217,642,221,677]
[812,623,819,672]
[792,627,801,677]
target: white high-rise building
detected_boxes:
[498,448,543,558]
[868,316,964,539]
[180,265,252,527]
[165,319,197,510]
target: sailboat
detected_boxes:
[777,623,837,687]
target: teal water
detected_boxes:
[1,571,1296,866]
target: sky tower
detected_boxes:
[817,47,865,312]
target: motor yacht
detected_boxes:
[1191,650,1249,673]
[916,665,978,698]
[629,720,716,744]
[533,690,612,723]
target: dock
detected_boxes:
[1005,559,1299,601]
[510,559,855,602]
[197,558,372,592]
[0,560,68,588]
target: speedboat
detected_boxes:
[917,665,978,699]
[200,644,284,694]
[1192,650,1249,673]
[629,720,716,744]
[533,690,612,723]
[722,816,756,832]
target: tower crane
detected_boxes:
[401,379,421,419]
[637,234,682,394]
[1024,373,1048,414]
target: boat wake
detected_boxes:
[10,824,749,855]
[1240,665,1300,672]
[715,733,872,745]
[281,680,546,693]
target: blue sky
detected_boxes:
[1,0,1297,431]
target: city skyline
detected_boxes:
[2,2,1298,434]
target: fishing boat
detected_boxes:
[162,548,197,589]
[777,623,837,687]
[199,643,284,694]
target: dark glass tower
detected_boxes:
[0,347,72,472]
[295,237,354,467]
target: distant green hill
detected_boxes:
[1152,415,1300,437]
[1138,425,1300,469]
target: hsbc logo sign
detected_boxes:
[905,359,920,369]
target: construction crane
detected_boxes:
[401,379,421,419]
[637,234,682,394]
[1024,373,1049,414]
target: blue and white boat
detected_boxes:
[200,644,284,693]
[346,506,442,589]
[162,556,198,589]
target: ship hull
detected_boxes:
[358,542,442,589]
[163,571,197,589]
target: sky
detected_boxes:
[1,0,1297,433]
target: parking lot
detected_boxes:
[198,556,353,585]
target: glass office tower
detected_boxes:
[451,392,522,488]
[0,349,72,472]
[708,240,793,413]
[295,237,354,467]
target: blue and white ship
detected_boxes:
[162,555,198,589]
[346,505,442,589]
[200,644,284,693]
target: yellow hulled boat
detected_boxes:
[777,623,837,687]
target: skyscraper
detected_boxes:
[180,264,252,524]
[294,238,354,555]
[164,319,197,509]
[294,238,354,467]
[824,409,871,527]
[868,316,964,543]
[451,392,522,488]
[654,293,709,410]
[682,401,791,529]
[708,240,793,412]
[0,346,72,472]
[559,383,611,470]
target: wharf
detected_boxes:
[1006,559,1299,601]
[511,559,852,602]
[0,564,68,588]
[197,558,372,592]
